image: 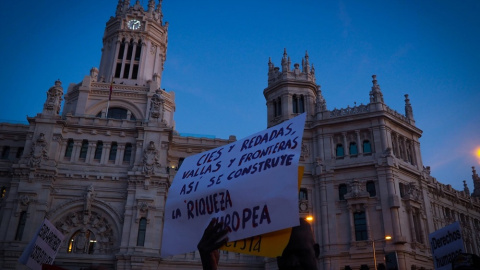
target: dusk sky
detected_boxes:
[0,1,479,192]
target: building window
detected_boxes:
[137,218,147,246]
[97,107,136,120]
[123,143,132,162]
[94,141,103,160]
[134,40,142,61]
[15,211,27,241]
[299,188,308,200]
[292,95,305,114]
[117,39,125,60]
[79,140,88,159]
[16,147,24,159]
[366,181,376,197]
[177,157,185,170]
[354,211,368,241]
[1,186,6,198]
[67,230,96,254]
[412,209,424,243]
[339,184,347,200]
[274,97,282,117]
[1,146,10,159]
[65,139,74,157]
[363,140,372,153]
[349,142,358,155]
[399,183,407,198]
[336,144,344,157]
[109,142,118,161]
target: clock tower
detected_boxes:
[98,0,167,86]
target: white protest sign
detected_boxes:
[429,221,464,270]
[161,113,306,257]
[19,219,65,270]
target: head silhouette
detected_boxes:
[277,218,320,270]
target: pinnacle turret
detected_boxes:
[472,166,480,197]
[404,94,414,121]
[369,75,384,103]
[267,49,316,86]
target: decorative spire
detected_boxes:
[148,0,155,12]
[463,180,471,195]
[281,48,289,72]
[116,0,124,16]
[472,166,480,197]
[315,85,327,113]
[404,94,414,120]
[369,75,384,103]
[268,57,274,73]
[303,51,310,73]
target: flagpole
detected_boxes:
[106,77,113,118]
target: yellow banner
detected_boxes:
[220,166,304,257]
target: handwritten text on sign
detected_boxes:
[161,113,306,257]
[19,219,65,270]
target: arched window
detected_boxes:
[15,211,27,241]
[94,141,103,160]
[65,139,74,157]
[366,181,376,197]
[292,95,305,114]
[97,108,136,120]
[339,184,347,200]
[123,143,132,162]
[354,211,368,241]
[349,142,358,155]
[299,188,308,200]
[67,230,96,254]
[79,140,88,159]
[363,140,372,154]
[299,95,305,113]
[336,144,344,157]
[137,218,147,246]
[274,97,282,117]
[132,39,142,79]
[115,39,126,78]
[109,142,118,161]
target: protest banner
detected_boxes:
[19,219,65,270]
[220,166,304,257]
[428,221,464,270]
[161,113,306,257]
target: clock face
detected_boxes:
[127,19,141,30]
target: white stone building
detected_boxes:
[0,1,479,269]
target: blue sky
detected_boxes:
[0,0,479,192]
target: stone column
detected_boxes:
[355,130,363,155]
[116,144,125,165]
[71,141,82,162]
[342,132,348,156]
[101,143,111,165]
[85,142,96,163]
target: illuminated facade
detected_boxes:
[0,1,479,269]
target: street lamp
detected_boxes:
[373,235,392,270]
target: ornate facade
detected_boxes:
[0,1,479,269]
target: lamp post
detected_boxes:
[373,235,392,270]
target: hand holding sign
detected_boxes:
[161,113,306,257]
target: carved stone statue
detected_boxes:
[84,185,95,215]
[43,80,63,115]
[150,92,164,119]
[142,141,161,175]
[29,133,49,167]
